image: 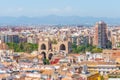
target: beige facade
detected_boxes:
[111,31,120,48]
[38,36,72,57]
[0,40,8,50]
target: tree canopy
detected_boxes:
[72,43,103,54]
[7,42,38,53]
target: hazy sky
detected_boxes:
[0,0,119,17]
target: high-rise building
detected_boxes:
[0,34,19,43]
[94,21,108,48]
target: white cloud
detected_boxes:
[48,6,73,14]
[17,8,23,12]
[49,8,60,13]
[6,7,23,12]
[64,6,73,12]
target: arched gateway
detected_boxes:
[60,44,66,50]
[41,52,46,59]
[41,44,46,50]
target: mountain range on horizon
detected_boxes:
[0,15,120,25]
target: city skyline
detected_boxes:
[0,1,120,80]
[0,0,120,18]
